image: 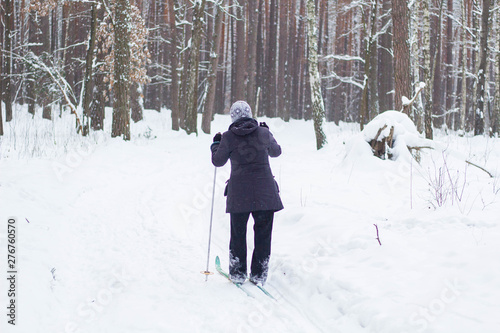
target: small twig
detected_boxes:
[373,224,382,246]
[407,146,434,151]
[372,124,388,144]
[465,160,494,178]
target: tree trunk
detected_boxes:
[295,0,306,119]
[179,5,193,129]
[475,0,492,136]
[285,0,296,121]
[184,0,206,135]
[360,0,379,130]
[42,105,52,120]
[459,0,467,132]
[3,0,14,122]
[234,1,246,101]
[112,0,132,140]
[255,0,263,116]
[368,0,379,121]
[82,2,98,135]
[26,8,38,116]
[167,0,180,131]
[264,0,278,117]
[202,0,224,134]
[493,6,500,136]
[470,0,479,132]
[0,31,2,136]
[91,4,105,130]
[391,0,412,115]
[277,0,288,119]
[422,0,433,139]
[130,82,143,122]
[378,0,393,113]
[307,0,327,150]
[40,14,52,120]
[445,0,454,129]
[0,7,3,136]
[246,0,259,113]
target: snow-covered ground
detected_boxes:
[1,106,499,333]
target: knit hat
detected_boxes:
[230,101,252,123]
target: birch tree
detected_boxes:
[494,6,500,135]
[422,0,433,139]
[444,0,454,129]
[459,0,468,132]
[307,0,327,149]
[474,0,492,135]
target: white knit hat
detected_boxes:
[230,101,252,123]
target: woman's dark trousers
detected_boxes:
[229,210,274,283]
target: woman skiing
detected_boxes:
[211,101,283,286]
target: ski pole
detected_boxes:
[202,166,217,281]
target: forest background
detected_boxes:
[0,0,499,148]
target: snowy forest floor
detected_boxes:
[1,106,500,333]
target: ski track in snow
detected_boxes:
[1,108,500,333]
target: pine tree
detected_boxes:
[3,0,14,122]
[277,0,288,119]
[360,0,379,130]
[91,3,106,131]
[391,0,412,115]
[246,0,259,112]
[202,0,224,134]
[184,0,206,135]
[378,0,394,113]
[475,0,492,135]
[82,2,98,135]
[234,1,246,101]
[112,0,132,140]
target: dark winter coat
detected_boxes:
[211,118,284,214]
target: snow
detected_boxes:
[1,106,500,333]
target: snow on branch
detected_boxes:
[323,71,364,90]
[322,54,365,63]
[20,51,83,134]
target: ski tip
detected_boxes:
[215,256,220,265]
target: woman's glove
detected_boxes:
[213,132,222,142]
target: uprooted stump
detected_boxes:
[369,124,395,160]
[363,111,432,161]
